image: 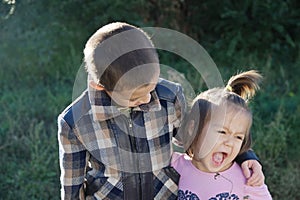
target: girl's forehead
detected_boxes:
[212,102,250,115]
[210,105,252,130]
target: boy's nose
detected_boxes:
[136,93,151,105]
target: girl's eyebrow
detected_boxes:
[212,124,226,129]
[213,124,245,135]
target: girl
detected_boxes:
[172,70,272,200]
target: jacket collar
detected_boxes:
[88,84,161,121]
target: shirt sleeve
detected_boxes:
[235,150,260,165]
[244,184,273,200]
[170,152,181,169]
[58,115,89,200]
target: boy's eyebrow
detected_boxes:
[137,83,154,89]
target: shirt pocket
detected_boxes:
[85,176,123,200]
[85,174,108,196]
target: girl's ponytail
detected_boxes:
[225,70,262,101]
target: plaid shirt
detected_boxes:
[58,78,186,200]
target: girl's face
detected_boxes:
[191,105,251,173]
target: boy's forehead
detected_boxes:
[113,65,160,91]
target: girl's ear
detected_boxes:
[187,120,195,137]
[184,120,196,152]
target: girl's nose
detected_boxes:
[223,136,234,146]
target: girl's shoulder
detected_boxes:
[171,152,191,170]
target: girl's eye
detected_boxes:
[236,135,244,140]
[217,130,226,134]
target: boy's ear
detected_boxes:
[89,81,105,91]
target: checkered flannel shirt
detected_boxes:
[58,78,186,200]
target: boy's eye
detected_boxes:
[130,97,139,102]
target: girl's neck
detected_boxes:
[191,158,234,173]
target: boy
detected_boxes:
[58,22,263,200]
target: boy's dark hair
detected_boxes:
[181,70,262,157]
[84,22,160,91]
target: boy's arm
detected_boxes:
[235,149,259,164]
[236,150,265,186]
[173,84,187,139]
[58,115,87,200]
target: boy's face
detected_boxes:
[105,65,160,108]
[106,83,157,108]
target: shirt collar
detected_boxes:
[88,84,161,121]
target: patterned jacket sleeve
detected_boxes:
[235,150,260,164]
[58,114,88,200]
[173,84,186,141]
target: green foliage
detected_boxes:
[1,120,59,199]
[0,0,299,199]
[252,108,300,199]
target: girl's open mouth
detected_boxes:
[212,152,227,167]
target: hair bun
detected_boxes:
[226,70,262,101]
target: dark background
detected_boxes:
[0,1,299,199]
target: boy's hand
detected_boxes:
[241,160,265,186]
